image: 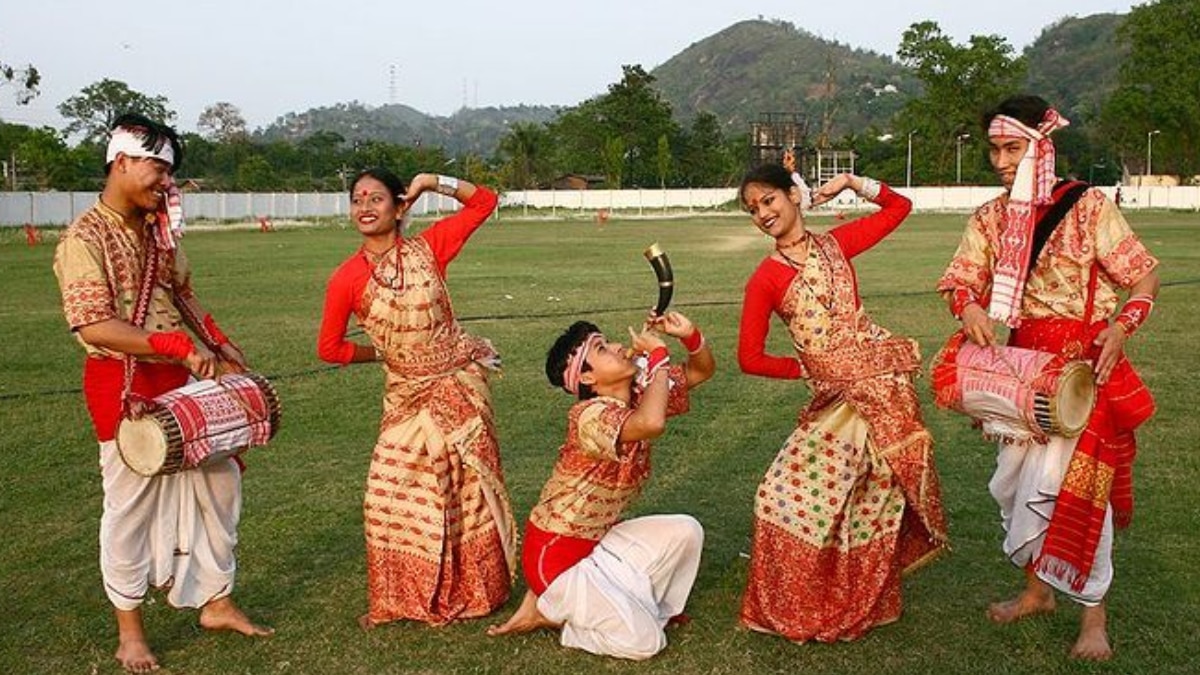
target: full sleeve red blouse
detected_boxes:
[317,187,498,364]
[737,185,912,379]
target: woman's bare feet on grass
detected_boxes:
[1070,603,1113,661]
[199,596,274,636]
[486,590,560,636]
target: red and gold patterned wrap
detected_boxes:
[354,237,515,626]
[741,232,947,642]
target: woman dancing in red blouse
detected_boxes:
[318,168,515,627]
[737,160,948,642]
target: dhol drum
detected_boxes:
[117,372,281,476]
[932,332,1095,441]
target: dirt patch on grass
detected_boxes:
[709,232,767,252]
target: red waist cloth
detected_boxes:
[1010,317,1155,590]
[522,520,599,596]
[83,357,189,442]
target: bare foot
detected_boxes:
[115,637,159,673]
[199,596,274,637]
[357,613,376,631]
[988,575,1056,624]
[486,590,560,636]
[114,608,159,673]
[1070,603,1113,661]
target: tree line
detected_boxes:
[2,1,1196,193]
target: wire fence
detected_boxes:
[5,277,1197,402]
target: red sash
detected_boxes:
[521,520,599,596]
[83,357,189,442]
[1011,318,1154,590]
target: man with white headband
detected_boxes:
[487,311,715,659]
[53,113,271,673]
[937,95,1161,661]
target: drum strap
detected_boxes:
[1027,180,1090,272]
[121,230,162,414]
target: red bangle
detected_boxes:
[646,346,669,370]
[148,331,196,360]
[1115,295,1154,336]
[202,314,230,345]
[950,287,977,319]
[681,329,704,353]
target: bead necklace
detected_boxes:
[775,233,834,311]
[364,243,404,290]
[774,233,810,270]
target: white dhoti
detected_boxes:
[990,436,1114,605]
[99,440,242,611]
[537,514,704,660]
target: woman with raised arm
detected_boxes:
[318,168,515,627]
[736,159,948,642]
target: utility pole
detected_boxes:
[906,130,917,189]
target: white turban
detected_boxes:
[106,127,175,166]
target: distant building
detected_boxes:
[545,174,607,190]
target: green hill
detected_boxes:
[256,102,559,157]
[650,19,919,142]
[254,14,1128,156]
[1023,13,1126,123]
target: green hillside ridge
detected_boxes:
[650,19,918,139]
[1023,13,1125,123]
[253,14,1127,157]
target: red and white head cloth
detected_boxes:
[562,332,605,396]
[986,108,1070,327]
[107,126,184,249]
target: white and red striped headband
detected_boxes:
[106,127,175,166]
[562,332,605,395]
[987,108,1069,204]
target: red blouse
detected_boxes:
[737,185,912,379]
[316,187,498,364]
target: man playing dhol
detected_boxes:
[937,94,1159,661]
[487,312,714,659]
[53,113,272,673]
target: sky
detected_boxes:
[1,0,1139,135]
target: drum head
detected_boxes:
[116,417,169,476]
[1055,362,1097,437]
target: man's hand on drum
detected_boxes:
[184,344,220,380]
[960,303,997,347]
[218,342,249,374]
[1092,324,1127,385]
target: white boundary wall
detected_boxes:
[3,185,1198,226]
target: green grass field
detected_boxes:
[1,210,1197,674]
